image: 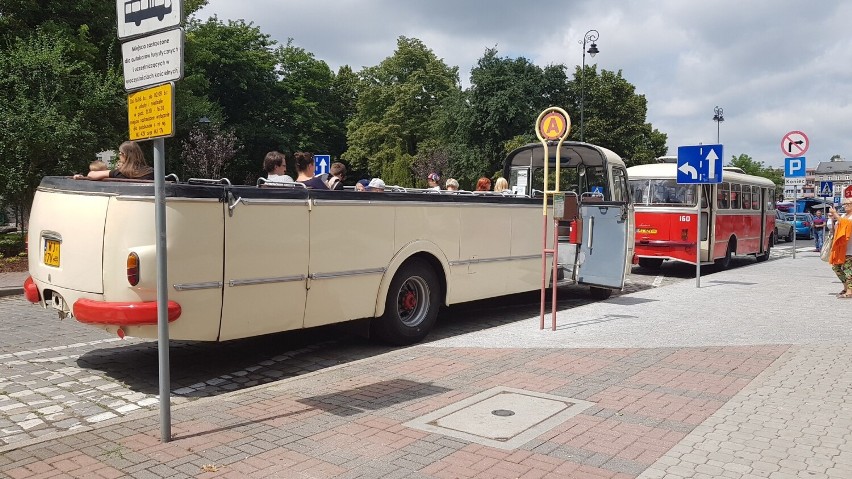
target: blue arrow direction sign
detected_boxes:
[676,144,723,184]
[784,157,806,177]
[819,181,834,197]
[314,154,331,175]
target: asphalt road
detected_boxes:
[0,241,805,447]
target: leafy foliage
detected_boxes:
[180,124,240,179]
[0,29,123,223]
[343,37,459,187]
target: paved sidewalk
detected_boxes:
[1,252,850,478]
[0,271,27,297]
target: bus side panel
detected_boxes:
[303,202,394,328]
[506,205,546,295]
[220,201,309,341]
[105,198,224,341]
[452,204,511,303]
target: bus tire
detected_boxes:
[716,240,734,270]
[373,258,440,346]
[638,258,664,269]
[756,242,770,262]
[589,286,612,300]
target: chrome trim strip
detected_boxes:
[309,268,386,280]
[173,281,223,291]
[38,187,118,198]
[229,275,306,287]
[241,198,310,206]
[312,199,539,209]
[116,196,221,203]
[449,254,540,266]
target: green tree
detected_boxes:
[344,36,459,187]
[727,153,784,188]
[465,49,569,175]
[275,40,350,156]
[178,17,281,182]
[0,29,124,224]
[568,66,667,165]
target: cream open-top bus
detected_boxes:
[25,142,634,345]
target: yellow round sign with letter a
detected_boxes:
[536,108,571,142]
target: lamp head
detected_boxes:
[587,43,599,57]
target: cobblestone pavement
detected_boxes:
[2,250,846,478]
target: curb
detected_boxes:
[0,287,23,298]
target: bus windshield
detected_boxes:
[629,179,696,206]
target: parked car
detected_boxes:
[785,213,814,239]
[774,210,794,243]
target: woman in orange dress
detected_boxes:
[827,191,852,298]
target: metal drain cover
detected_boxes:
[404,387,594,450]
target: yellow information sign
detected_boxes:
[128,82,174,141]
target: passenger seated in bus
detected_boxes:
[325,162,346,190]
[445,178,459,191]
[89,160,108,172]
[294,151,329,189]
[355,179,370,191]
[263,151,294,183]
[475,177,491,191]
[494,177,510,193]
[367,178,386,192]
[74,141,154,181]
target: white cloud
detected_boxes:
[196,0,852,169]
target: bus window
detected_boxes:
[730,183,741,209]
[752,186,761,210]
[718,182,730,209]
[645,179,696,206]
[767,188,775,210]
[628,179,649,205]
[611,167,628,203]
[742,186,751,211]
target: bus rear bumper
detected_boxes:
[73,298,182,326]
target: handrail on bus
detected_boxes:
[187,177,232,186]
[256,177,307,188]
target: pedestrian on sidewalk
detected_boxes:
[827,188,852,298]
[813,209,826,251]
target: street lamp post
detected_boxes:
[712,106,724,143]
[579,29,599,143]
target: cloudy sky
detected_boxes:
[197,0,852,170]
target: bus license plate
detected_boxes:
[637,228,657,234]
[44,239,60,267]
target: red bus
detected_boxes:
[627,161,776,269]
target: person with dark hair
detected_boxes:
[263,151,293,183]
[325,162,347,190]
[294,152,329,189]
[75,141,154,180]
[427,173,441,191]
[475,177,491,192]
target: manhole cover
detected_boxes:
[404,387,594,450]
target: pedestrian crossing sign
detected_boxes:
[819,181,833,197]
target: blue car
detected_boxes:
[785,213,814,239]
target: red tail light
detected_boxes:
[127,253,140,286]
[803,221,811,227]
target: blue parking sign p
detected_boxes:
[784,157,806,177]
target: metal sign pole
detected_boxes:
[153,138,172,442]
[695,185,702,288]
[792,186,797,259]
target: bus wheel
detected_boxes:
[756,242,770,262]
[638,258,664,269]
[716,241,734,270]
[589,286,612,300]
[373,258,440,345]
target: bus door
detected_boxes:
[219,187,310,341]
[576,199,629,288]
[700,184,712,262]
